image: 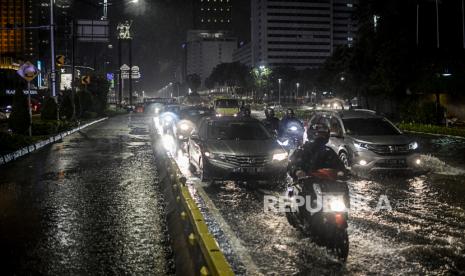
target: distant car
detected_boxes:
[309,110,422,176]
[176,106,214,141]
[188,116,288,185]
[213,98,239,116]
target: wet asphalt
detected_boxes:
[173,115,465,275]
[0,114,173,275]
[2,112,465,275]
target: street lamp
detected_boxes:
[278,78,282,106]
[296,82,300,102]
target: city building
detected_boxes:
[186,30,237,86]
[0,0,36,61]
[193,0,233,31]
[232,42,252,67]
[251,0,357,69]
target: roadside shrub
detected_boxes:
[8,88,30,134]
[398,122,465,137]
[41,97,58,120]
[0,132,37,153]
[60,91,74,120]
[82,111,97,119]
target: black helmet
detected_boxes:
[286,108,295,118]
[264,108,270,119]
[307,124,330,146]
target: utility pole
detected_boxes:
[118,39,122,105]
[278,78,282,106]
[71,19,76,120]
[50,0,58,120]
[436,0,440,48]
[128,39,133,106]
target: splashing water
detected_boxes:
[418,154,465,176]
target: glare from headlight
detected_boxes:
[164,116,173,123]
[155,108,160,113]
[409,141,419,150]
[161,135,176,152]
[278,139,289,146]
[273,152,288,161]
[359,159,367,166]
[328,197,346,212]
[180,123,190,131]
[289,126,298,131]
[415,158,421,165]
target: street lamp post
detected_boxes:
[296,82,300,103]
[278,78,282,106]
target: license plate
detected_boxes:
[235,167,264,173]
[386,159,406,164]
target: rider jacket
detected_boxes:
[263,117,280,133]
[289,142,345,179]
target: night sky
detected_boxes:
[96,0,251,95]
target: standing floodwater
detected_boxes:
[0,115,172,274]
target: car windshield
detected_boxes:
[208,121,270,140]
[215,99,238,108]
[343,118,400,136]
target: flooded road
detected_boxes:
[0,115,172,274]
[171,122,465,275]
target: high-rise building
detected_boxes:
[251,0,357,69]
[193,0,233,31]
[0,0,36,60]
[186,30,237,86]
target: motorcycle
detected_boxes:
[285,168,350,260]
[277,121,304,152]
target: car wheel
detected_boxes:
[187,147,196,173]
[339,151,351,170]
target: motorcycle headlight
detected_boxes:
[289,126,298,132]
[409,141,419,150]
[163,116,173,123]
[180,123,190,131]
[272,152,288,161]
[327,196,346,212]
[278,139,289,146]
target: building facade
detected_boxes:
[251,0,357,69]
[193,0,233,31]
[186,30,237,86]
[232,42,252,67]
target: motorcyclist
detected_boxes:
[288,123,346,180]
[263,108,280,134]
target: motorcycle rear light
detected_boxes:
[335,213,345,225]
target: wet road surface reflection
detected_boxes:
[0,115,172,274]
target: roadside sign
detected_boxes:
[56,55,65,67]
[17,61,39,82]
[81,75,91,85]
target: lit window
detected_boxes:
[347,3,353,7]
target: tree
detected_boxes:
[206,62,253,94]
[8,86,29,134]
[186,74,201,93]
[41,97,58,120]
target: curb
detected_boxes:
[152,131,234,275]
[0,117,108,166]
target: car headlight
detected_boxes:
[154,108,160,113]
[180,123,190,131]
[354,142,369,150]
[272,152,288,161]
[327,196,346,212]
[204,151,215,158]
[409,141,419,150]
